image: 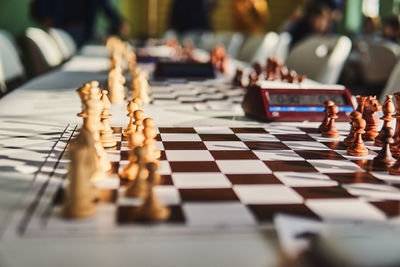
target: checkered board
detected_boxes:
[149,79,244,105]
[14,124,400,238]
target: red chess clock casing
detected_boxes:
[241,80,355,122]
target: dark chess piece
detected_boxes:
[319,100,334,132]
[362,96,382,141]
[252,62,263,76]
[373,126,396,168]
[322,104,340,138]
[296,75,306,83]
[391,92,400,157]
[356,95,367,115]
[266,57,282,81]
[375,95,394,146]
[347,116,368,156]
[343,111,361,147]
[233,68,244,87]
[248,71,259,87]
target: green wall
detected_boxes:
[0,0,37,37]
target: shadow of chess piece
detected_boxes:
[321,105,340,138]
[139,162,170,222]
[347,116,368,156]
[319,100,334,133]
[373,127,396,168]
[375,95,394,147]
[125,147,149,198]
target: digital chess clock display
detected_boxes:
[268,93,348,106]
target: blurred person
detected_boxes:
[170,0,217,34]
[381,15,400,43]
[232,0,268,34]
[30,0,130,47]
[287,3,333,48]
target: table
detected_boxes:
[1,45,400,267]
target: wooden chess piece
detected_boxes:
[319,100,334,132]
[133,109,145,133]
[347,116,368,156]
[375,95,394,147]
[137,70,151,105]
[143,127,161,163]
[356,95,367,115]
[125,147,149,198]
[248,71,259,88]
[139,163,170,221]
[362,96,382,141]
[63,128,97,219]
[120,144,145,180]
[322,104,340,138]
[391,92,400,157]
[99,90,117,148]
[128,131,145,149]
[108,65,126,104]
[373,126,396,168]
[252,62,262,76]
[123,100,140,137]
[83,97,111,176]
[343,111,361,147]
[233,69,244,87]
[76,82,91,117]
[146,162,161,185]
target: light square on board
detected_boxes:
[165,150,214,161]
[233,185,303,204]
[171,173,231,188]
[194,126,234,134]
[183,203,256,226]
[253,150,304,161]
[308,160,365,173]
[235,133,279,142]
[306,199,386,222]
[160,133,201,142]
[274,172,338,187]
[283,141,330,150]
[216,160,272,174]
[204,141,249,151]
[153,185,181,205]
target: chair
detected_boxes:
[285,35,352,84]
[48,27,77,60]
[379,58,400,103]
[275,32,292,62]
[22,27,64,76]
[0,29,25,93]
[357,39,400,87]
[236,32,280,63]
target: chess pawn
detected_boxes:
[123,100,139,137]
[347,116,368,156]
[83,98,111,176]
[321,105,340,138]
[63,129,97,219]
[375,95,394,147]
[343,111,361,146]
[138,71,151,105]
[146,162,161,185]
[128,131,145,149]
[233,68,244,87]
[125,147,149,198]
[76,83,91,117]
[143,127,161,163]
[319,100,334,132]
[139,163,170,221]
[373,127,396,168]
[108,65,126,104]
[362,96,382,141]
[133,110,145,133]
[99,90,117,148]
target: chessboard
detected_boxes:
[149,79,244,105]
[11,124,400,238]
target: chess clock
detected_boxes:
[242,80,355,122]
